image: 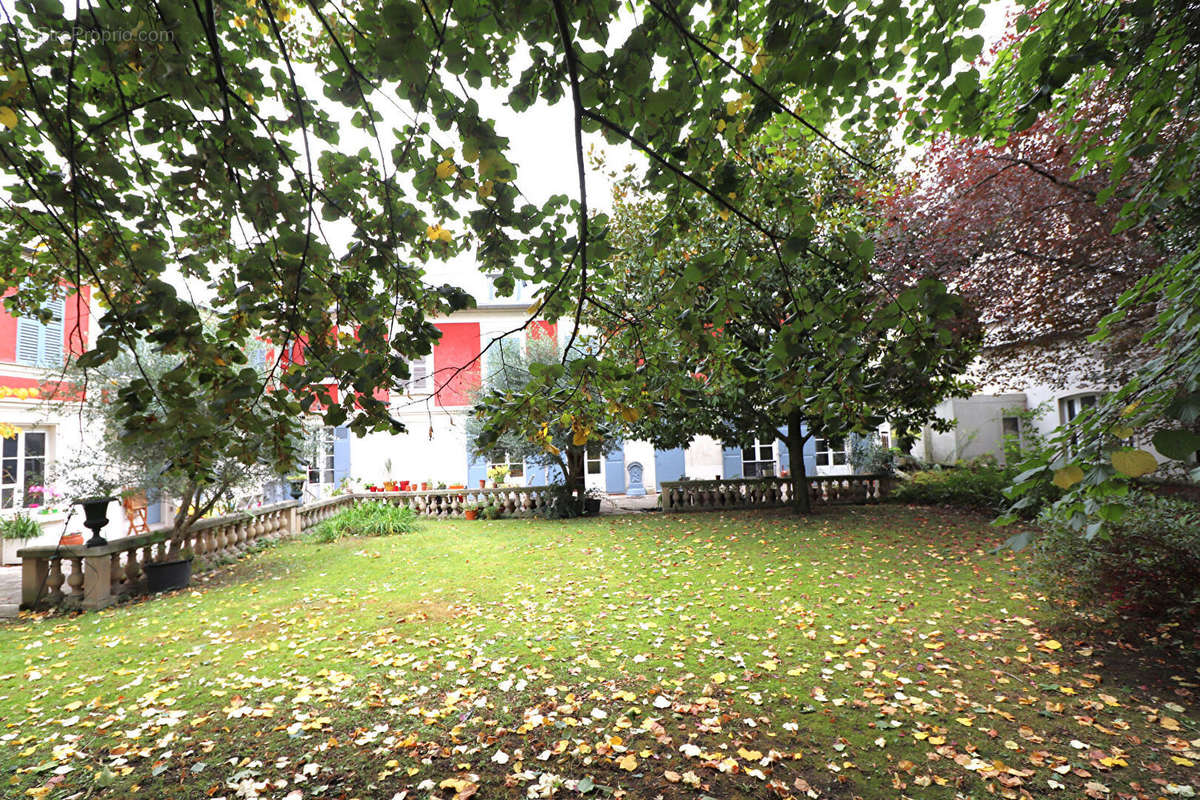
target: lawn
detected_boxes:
[2,506,1197,800]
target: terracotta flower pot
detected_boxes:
[479,479,486,488]
[464,509,479,520]
[59,532,84,547]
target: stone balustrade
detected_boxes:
[334,486,560,521]
[19,501,297,611]
[661,475,895,512]
[19,487,575,612]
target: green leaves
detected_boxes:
[1151,429,1200,460]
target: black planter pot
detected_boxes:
[145,558,193,593]
[80,496,116,547]
[287,479,305,501]
[584,497,602,516]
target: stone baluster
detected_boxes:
[110,553,124,594]
[125,549,143,585]
[47,557,66,603]
[66,557,84,603]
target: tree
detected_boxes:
[585,129,979,512]
[927,0,1200,541]
[52,340,277,539]
[0,0,999,490]
[468,336,619,513]
[877,98,1164,389]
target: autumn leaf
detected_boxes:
[1111,448,1158,477]
[1052,465,1084,489]
[0,106,17,129]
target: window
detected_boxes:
[489,450,524,479]
[307,426,335,484]
[1001,415,1022,438]
[879,429,891,450]
[814,437,850,467]
[406,355,433,393]
[586,444,602,475]
[1,428,48,510]
[741,439,775,477]
[15,298,65,368]
[485,273,531,302]
[1059,393,1100,424]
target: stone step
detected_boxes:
[0,604,19,619]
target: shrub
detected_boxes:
[1032,494,1200,617]
[0,513,41,541]
[308,501,418,543]
[534,483,583,519]
[892,464,1012,511]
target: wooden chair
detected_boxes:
[123,491,150,536]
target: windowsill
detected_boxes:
[0,509,69,523]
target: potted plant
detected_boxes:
[482,504,502,521]
[584,488,603,516]
[145,543,193,593]
[1,512,43,562]
[464,503,482,521]
[487,465,508,488]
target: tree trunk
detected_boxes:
[786,410,811,514]
[565,445,586,514]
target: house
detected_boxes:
[911,349,1124,467]
[0,284,119,562]
[296,292,864,498]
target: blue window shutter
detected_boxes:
[653,447,686,489]
[15,299,64,367]
[332,426,350,485]
[15,317,41,366]
[722,445,742,478]
[467,451,488,486]
[802,428,817,475]
[145,488,162,525]
[42,299,64,366]
[526,461,546,486]
[604,442,625,493]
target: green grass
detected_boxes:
[2,506,1196,799]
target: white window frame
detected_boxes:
[307,426,335,484]
[489,450,525,479]
[1,427,50,511]
[585,443,603,475]
[741,438,776,477]
[405,354,433,394]
[1059,393,1100,424]
[814,436,851,468]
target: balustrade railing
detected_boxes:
[661,475,895,512]
[19,501,298,612]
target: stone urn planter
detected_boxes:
[80,496,116,547]
[286,475,306,501]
